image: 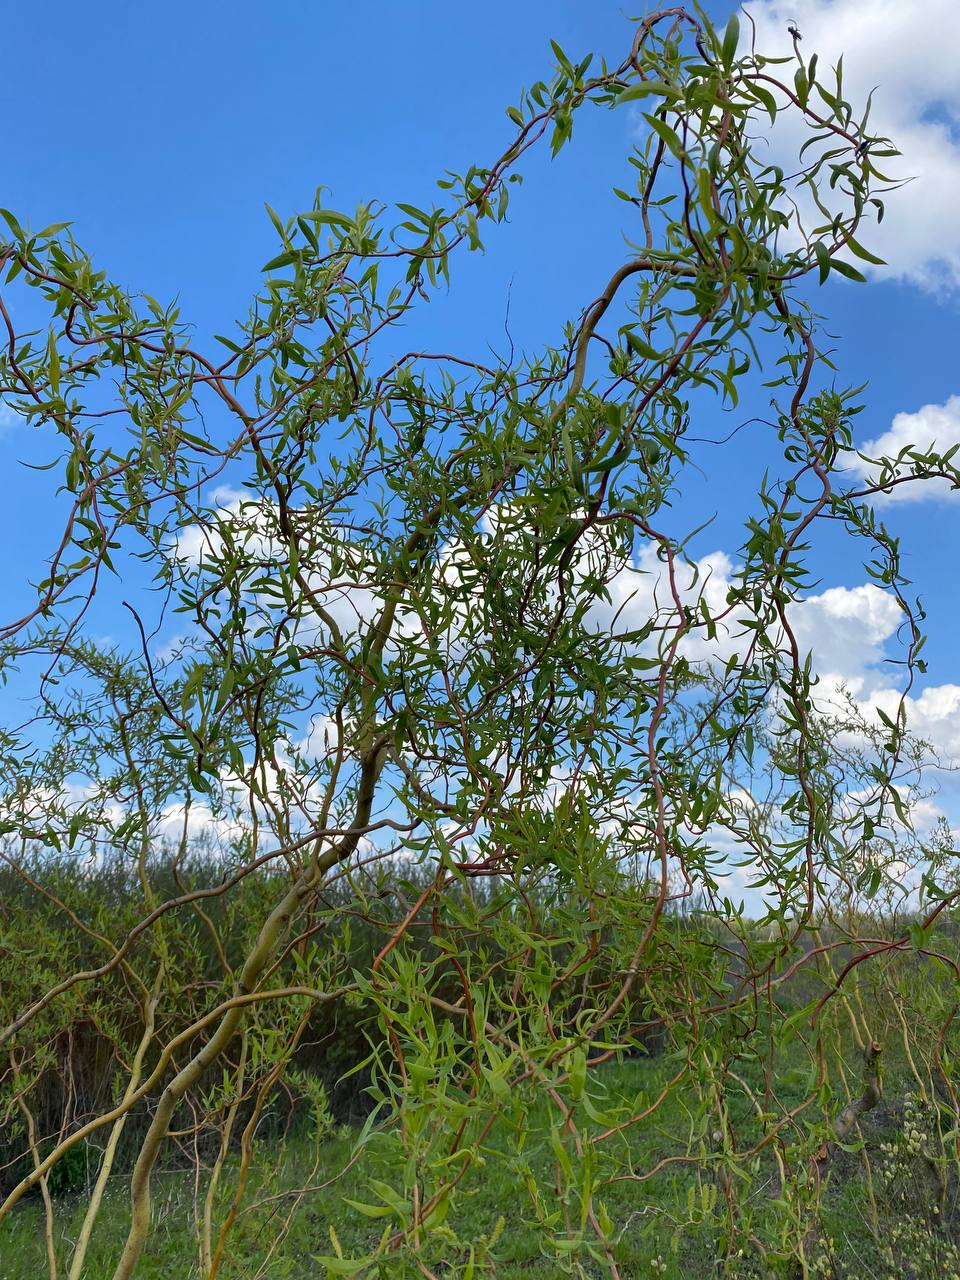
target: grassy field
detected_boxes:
[2,1057,957,1279]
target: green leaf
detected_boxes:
[341,1198,393,1219]
[261,248,299,272]
[299,209,353,229]
[263,202,286,236]
[47,331,61,394]
[813,240,831,285]
[747,80,778,123]
[569,1047,586,1100]
[549,1124,573,1180]
[312,1256,372,1275]
[909,919,932,950]
[624,329,659,361]
[861,866,882,900]
[583,445,630,476]
[642,113,687,161]
[845,235,886,266]
[721,13,740,67]
[482,1064,512,1103]
[0,207,24,240]
[550,39,573,74]
[616,80,683,105]
[829,256,867,283]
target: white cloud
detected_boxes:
[590,545,904,692]
[843,394,960,501]
[851,681,960,763]
[589,544,742,663]
[601,550,960,769]
[790,583,903,681]
[0,401,25,431]
[153,797,248,849]
[297,714,338,760]
[744,0,960,291]
[171,489,380,646]
[785,589,960,766]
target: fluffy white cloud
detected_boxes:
[601,549,960,767]
[790,583,903,680]
[851,682,960,762]
[744,0,960,291]
[787,589,960,766]
[153,797,248,849]
[592,546,904,691]
[843,394,960,501]
[584,543,743,663]
[172,487,379,645]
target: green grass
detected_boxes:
[2,1058,958,1279]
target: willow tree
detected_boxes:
[1,6,955,1278]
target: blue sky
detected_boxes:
[2,0,959,855]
